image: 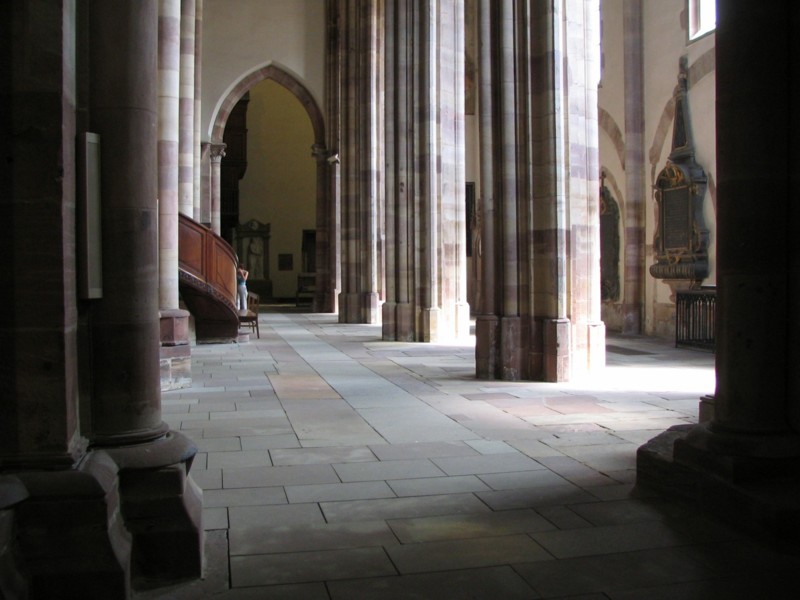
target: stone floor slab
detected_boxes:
[333,458,446,482]
[270,445,377,466]
[386,534,553,574]
[230,547,397,587]
[285,480,396,503]
[203,486,288,508]
[327,566,540,600]
[387,509,556,543]
[387,474,491,497]
[228,502,326,529]
[321,493,490,523]
[229,520,398,555]
[431,452,547,476]
[222,463,340,488]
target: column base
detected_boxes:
[475,314,500,379]
[676,422,800,481]
[453,301,472,341]
[0,476,29,599]
[698,394,715,423]
[420,307,441,343]
[586,320,606,374]
[14,452,132,599]
[160,309,192,391]
[160,343,192,391]
[382,302,415,341]
[543,318,570,382]
[637,424,800,545]
[500,316,522,380]
[102,431,204,590]
[362,291,381,325]
[338,292,360,323]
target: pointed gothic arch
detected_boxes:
[211,65,335,312]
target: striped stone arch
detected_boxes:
[211,64,335,313]
[211,64,324,145]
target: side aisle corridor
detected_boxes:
[147,308,798,599]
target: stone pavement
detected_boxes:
[143,307,799,599]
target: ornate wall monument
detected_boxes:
[650,57,709,285]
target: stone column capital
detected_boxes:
[209,142,226,161]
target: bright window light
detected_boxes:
[689,0,716,40]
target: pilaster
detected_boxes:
[383,0,468,343]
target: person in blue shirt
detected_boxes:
[236,263,249,311]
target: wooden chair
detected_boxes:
[296,272,315,307]
[239,291,260,338]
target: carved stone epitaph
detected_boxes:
[650,57,709,282]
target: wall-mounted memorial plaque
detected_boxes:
[650,57,709,283]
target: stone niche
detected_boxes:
[650,57,709,284]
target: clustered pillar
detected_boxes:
[336,0,384,325]
[382,0,470,342]
[475,0,605,382]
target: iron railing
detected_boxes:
[675,288,716,351]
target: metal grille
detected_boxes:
[676,288,716,351]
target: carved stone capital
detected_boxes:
[209,142,226,161]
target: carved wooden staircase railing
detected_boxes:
[178,213,239,343]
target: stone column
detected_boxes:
[200,141,212,225]
[158,0,181,311]
[209,142,226,235]
[474,0,603,382]
[179,0,196,217]
[1,0,85,471]
[193,0,204,220]
[337,0,383,324]
[89,0,166,445]
[529,0,567,381]
[676,1,800,467]
[498,0,522,378]
[158,0,191,391]
[0,2,132,594]
[476,0,523,379]
[475,0,500,378]
[562,0,605,378]
[436,0,470,341]
[312,143,335,313]
[324,0,343,314]
[383,0,469,343]
[621,0,645,334]
[88,0,202,585]
[638,1,800,542]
